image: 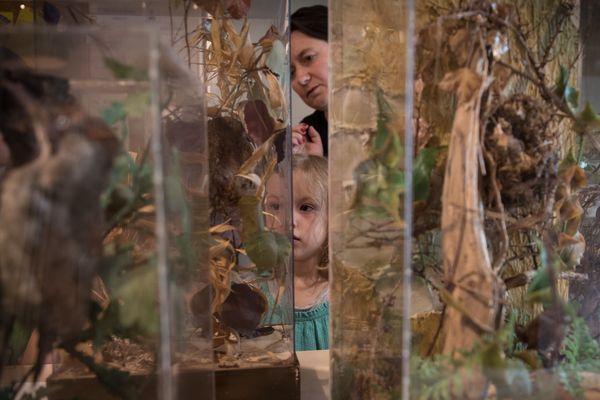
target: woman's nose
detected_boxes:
[294,68,310,86]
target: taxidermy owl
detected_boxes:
[0,67,118,378]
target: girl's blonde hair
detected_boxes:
[291,154,328,211]
[291,155,329,272]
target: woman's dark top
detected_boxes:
[301,110,328,157]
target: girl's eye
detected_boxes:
[267,202,280,211]
[299,203,315,212]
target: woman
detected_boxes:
[290,5,329,157]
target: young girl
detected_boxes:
[263,154,329,351]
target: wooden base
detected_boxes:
[215,357,300,400]
[46,356,300,400]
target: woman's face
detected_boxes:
[291,31,329,112]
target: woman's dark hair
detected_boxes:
[290,5,328,42]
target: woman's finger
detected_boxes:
[306,126,322,144]
[292,131,306,146]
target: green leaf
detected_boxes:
[99,244,159,337]
[575,101,600,134]
[526,239,553,306]
[565,86,579,109]
[562,315,600,364]
[554,66,569,99]
[104,57,148,81]
[123,92,150,118]
[101,151,136,209]
[413,147,443,201]
[373,92,403,167]
[112,263,160,337]
[102,102,126,126]
[525,286,552,305]
[6,321,32,364]
[239,195,264,235]
[387,168,405,192]
[245,230,291,274]
[266,39,286,78]
[552,66,579,110]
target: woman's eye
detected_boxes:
[303,54,315,64]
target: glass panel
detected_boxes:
[0,1,299,399]
[329,0,413,399]
[410,1,600,399]
[185,0,299,398]
[0,22,212,400]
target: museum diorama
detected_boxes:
[329,0,600,399]
[0,1,296,399]
[1,0,600,399]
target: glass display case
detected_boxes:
[0,24,213,400]
[10,0,600,399]
[193,1,299,398]
[328,0,413,399]
[0,1,297,399]
[407,0,600,399]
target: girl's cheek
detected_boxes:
[266,214,286,233]
[310,219,327,242]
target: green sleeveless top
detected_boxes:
[294,301,329,351]
[260,282,329,351]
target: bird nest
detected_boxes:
[483,94,561,215]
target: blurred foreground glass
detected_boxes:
[329,0,414,399]
[0,21,212,400]
[409,1,600,399]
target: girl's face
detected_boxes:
[265,171,327,264]
[290,31,329,112]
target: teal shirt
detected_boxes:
[294,301,329,351]
[260,282,329,351]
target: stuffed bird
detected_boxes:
[0,67,118,380]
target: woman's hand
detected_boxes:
[292,123,324,156]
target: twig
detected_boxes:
[483,150,509,275]
[183,0,193,70]
[438,286,495,334]
[504,270,588,290]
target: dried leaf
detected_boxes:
[236,172,262,187]
[209,222,236,234]
[266,39,286,78]
[225,0,251,19]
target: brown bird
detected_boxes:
[515,308,568,368]
[0,67,118,380]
